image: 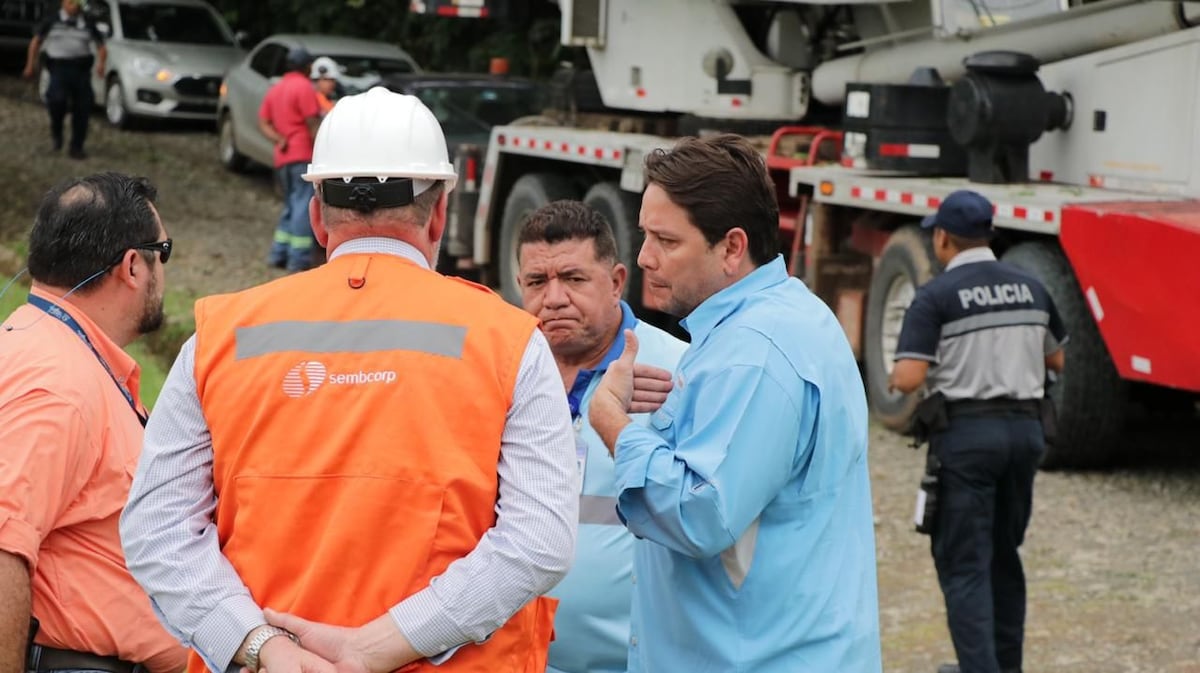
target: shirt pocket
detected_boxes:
[648,405,676,439]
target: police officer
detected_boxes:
[23,0,106,159]
[890,190,1067,673]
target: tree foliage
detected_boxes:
[209,0,567,77]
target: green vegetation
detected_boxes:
[0,277,173,409]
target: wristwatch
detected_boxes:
[243,626,299,672]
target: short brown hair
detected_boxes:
[518,200,618,264]
[643,134,778,266]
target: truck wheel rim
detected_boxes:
[881,273,915,375]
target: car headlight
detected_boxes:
[131,56,163,78]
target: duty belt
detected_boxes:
[946,398,1041,418]
[27,644,138,673]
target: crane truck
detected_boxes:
[412,0,1200,468]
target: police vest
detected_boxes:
[192,253,553,673]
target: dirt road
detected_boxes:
[0,73,281,298]
[1,71,1197,673]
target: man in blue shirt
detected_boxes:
[891,190,1066,673]
[516,200,686,673]
[589,135,882,673]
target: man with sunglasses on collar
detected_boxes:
[0,172,186,673]
[121,88,578,673]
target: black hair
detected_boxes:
[517,200,618,264]
[27,172,159,292]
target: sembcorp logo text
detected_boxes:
[282,361,398,398]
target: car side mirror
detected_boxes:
[234,30,251,48]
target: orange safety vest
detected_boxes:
[317,91,334,114]
[191,253,554,673]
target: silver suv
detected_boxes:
[217,34,419,171]
[88,0,244,127]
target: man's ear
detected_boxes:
[932,228,949,255]
[722,227,750,274]
[428,189,449,245]
[111,249,141,290]
[309,194,328,249]
[611,262,628,299]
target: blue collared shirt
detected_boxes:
[612,256,882,673]
[548,301,687,673]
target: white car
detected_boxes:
[217,33,420,172]
[88,0,245,127]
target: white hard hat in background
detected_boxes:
[303,87,457,194]
[310,56,340,80]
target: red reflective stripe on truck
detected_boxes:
[844,185,1052,222]
[436,7,487,17]
[500,133,623,165]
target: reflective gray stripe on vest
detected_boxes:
[235,320,466,360]
[940,308,1050,339]
[579,495,621,526]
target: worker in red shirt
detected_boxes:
[259,48,321,272]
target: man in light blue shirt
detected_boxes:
[517,200,686,673]
[590,135,883,673]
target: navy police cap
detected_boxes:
[286,47,314,69]
[921,190,995,239]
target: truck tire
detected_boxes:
[497,173,579,304]
[583,182,645,311]
[1002,241,1126,469]
[864,225,938,431]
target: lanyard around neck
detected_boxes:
[26,294,148,427]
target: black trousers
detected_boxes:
[930,413,1043,673]
[44,59,94,152]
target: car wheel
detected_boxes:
[105,78,132,129]
[38,68,50,103]
[218,113,249,172]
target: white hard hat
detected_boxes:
[303,87,457,194]
[309,56,339,80]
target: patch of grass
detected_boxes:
[141,287,198,364]
[128,339,168,407]
[0,276,171,409]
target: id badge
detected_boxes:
[573,416,588,493]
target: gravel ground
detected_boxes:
[0,71,282,297]
[1,69,1198,673]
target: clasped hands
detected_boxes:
[249,609,417,673]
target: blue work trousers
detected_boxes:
[268,161,316,271]
[931,413,1044,673]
